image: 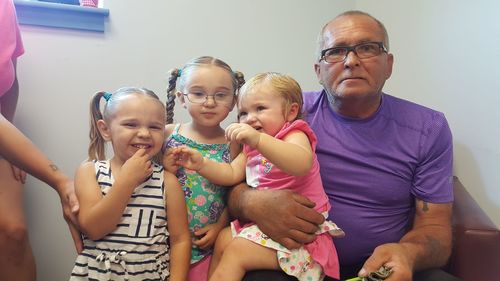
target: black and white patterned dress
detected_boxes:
[70,160,170,281]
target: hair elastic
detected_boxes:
[103,92,112,101]
[177,69,182,77]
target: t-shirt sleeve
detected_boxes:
[412,112,454,203]
[275,120,318,152]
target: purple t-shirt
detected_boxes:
[303,90,453,266]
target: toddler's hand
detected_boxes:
[120,149,153,187]
[162,148,179,173]
[171,146,204,171]
[225,123,260,149]
[192,223,223,250]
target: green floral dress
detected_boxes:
[163,124,230,264]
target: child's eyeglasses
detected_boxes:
[183,92,234,106]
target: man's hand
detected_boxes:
[56,179,83,253]
[238,187,325,249]
[359,201,452,281]
[359,243,413,281]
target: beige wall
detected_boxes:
[14,0,499,280]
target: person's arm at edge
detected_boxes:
[0,114,82,252]
[0,115,73,200]
[165,172,191,281]
[227,181,325,249]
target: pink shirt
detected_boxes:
[244,119,330,213]
[0,0,25,97]
[238,120,339,278]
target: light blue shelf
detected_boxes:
[14,0,109,32]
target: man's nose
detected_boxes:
[343,50,361,67]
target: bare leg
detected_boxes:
[209,237,279,281]
[0,159,36,281]
[208,226,233,278]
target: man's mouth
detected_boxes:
[341,76,364,83]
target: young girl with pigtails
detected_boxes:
[70,87,191,281]
[162,56,244,281]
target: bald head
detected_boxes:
[317,11,390,60]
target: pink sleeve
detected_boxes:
[274,120,318,152]
[0,0,25,96]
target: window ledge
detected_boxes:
[14,0,109,32]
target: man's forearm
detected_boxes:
[227,182,252,221]
[399,202,453,271]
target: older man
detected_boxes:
[230,11,458,281]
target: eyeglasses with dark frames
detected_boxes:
[320,42,387,64]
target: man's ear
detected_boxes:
[286,102,300,122]
[97,119,112,141]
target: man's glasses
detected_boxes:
[183,92,234,106]
[319,42,387,64]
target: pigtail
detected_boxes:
[233,71,245,90]
[88,91,107,161]
[166,68,180,124]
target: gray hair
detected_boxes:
[316,10,390,61]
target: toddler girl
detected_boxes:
[70,87,191,281]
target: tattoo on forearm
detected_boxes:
[422,201,429,212]
[50,164,59,171]
[417,199,429,212]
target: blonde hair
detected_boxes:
[165,56,245,124]
[238,72,303,121]
[88,87,164,161]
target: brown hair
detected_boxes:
[165,56,245,124]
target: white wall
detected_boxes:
[14,0,499,280]
[356,0,500,226]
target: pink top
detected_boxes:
[244,119,330,212]
[238,120,339,278]
[0,0,25,97]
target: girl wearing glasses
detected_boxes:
[163,56,245,281]
[170,72,344,281]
